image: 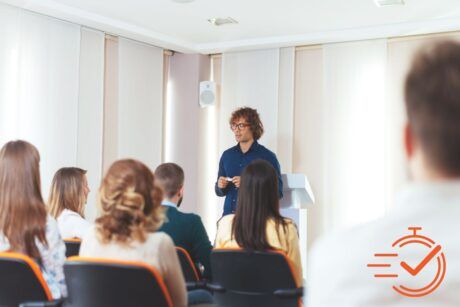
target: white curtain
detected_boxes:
[102,37,119,173]
[117,38,164,169]
[277,47,296,172]
[0,3,81,199]
[293,47,326,250]
[78,28,105,221]
[322,39,388,230]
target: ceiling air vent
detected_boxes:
[208,17,238,26]
[374,0,404,7]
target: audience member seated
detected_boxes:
[308,40,460,307]
[48,167,91,239]
[155,162,213,279]
[215,159,302,286]
[79,159,188,306]
[0,140,67,299]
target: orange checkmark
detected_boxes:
[400,245,442,276]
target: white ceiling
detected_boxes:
[2,0,460,53]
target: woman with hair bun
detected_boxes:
[79,159,187,307]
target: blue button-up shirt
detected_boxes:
[215,141,283,216]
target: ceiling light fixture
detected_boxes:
[374,0,405,7]
[208,17,238,26]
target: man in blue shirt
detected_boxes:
[215,107,283,216]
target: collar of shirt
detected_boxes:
[393,180,460,214]
[60,208,82,218]
[161,200,177,208]
[235,140,259,154]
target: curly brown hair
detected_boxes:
[229,107,264,140]
[96,159,164,246]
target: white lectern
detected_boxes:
[280,173,315,282]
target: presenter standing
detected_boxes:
[215,107,283,216]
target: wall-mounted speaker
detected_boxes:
[199,81,216,107]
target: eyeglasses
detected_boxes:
[230,123,250,131]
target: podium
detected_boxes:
[280,173,315,282]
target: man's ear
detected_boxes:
[404,123,414,159]
[178,185,185,197]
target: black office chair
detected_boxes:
[207,248,303,307]
[0,252,63,307]
[63,239,81,258]
[176,246,200,282]
[64,257,173,307]
[176,247,207,291]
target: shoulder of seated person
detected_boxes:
[176,210,203,221]
[59,209,83,218]
[268,218,298,235]
[46,214,59,226]
[283,217,297,227]
[46,213,57,221]
[80,225,97,239]
[149,230,174,244]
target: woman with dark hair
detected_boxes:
[215,159,302,285]
[48,167,91,238]
[0,140,67,298]
[79,159,187,306]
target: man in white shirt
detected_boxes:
[308,40,460,307]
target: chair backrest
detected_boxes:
[64,257,173,307]
[210,248,302,307]
[176,246,200,282]
[63,238,81,258]
[0,252,52,307]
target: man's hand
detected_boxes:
[232,176,241,188]
[218,176,229,189]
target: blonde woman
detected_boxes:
[79,159,187,307]
[48,167,91,239]
[0,140,67,298]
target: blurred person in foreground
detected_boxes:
[308,40,460,307]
